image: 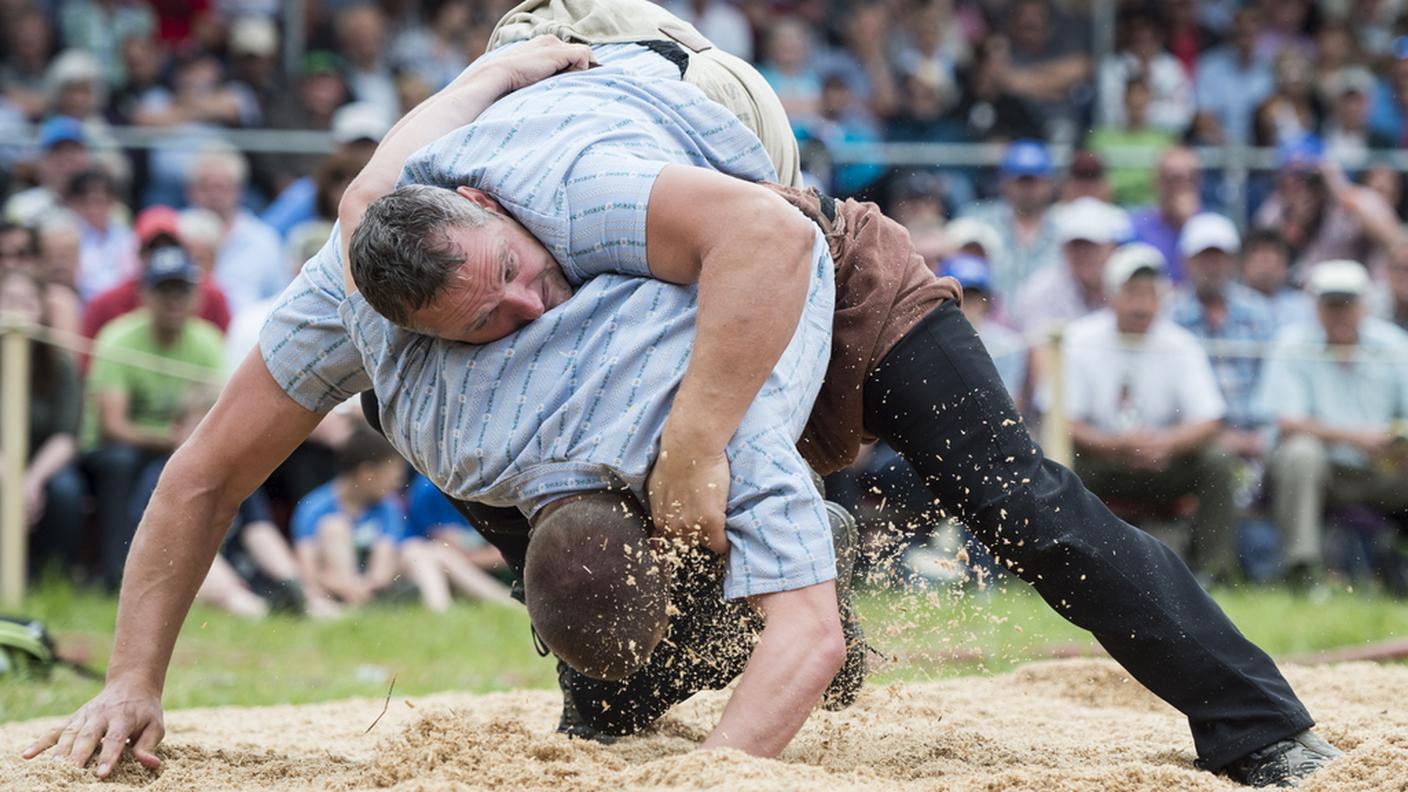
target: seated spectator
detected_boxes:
[335,3,399,122]
[1065,243,1239,581]
[261,102,386,239]
[1012,196,1127,333]
[1168,213,1276,456]
[4,117,92,227]
[1193,6,1273,146]
[1,269,86,578]
[43,50,124,180]
[291,427,407,606]
[82,207,231,347]
[81,245,225,588]
[0,6,54,120]
[999,0,1092,142]
[942,216,1003,264]
[64,169,137,301]
[388,0,474,90]
[401,475,515,612]
[1095,9,1194,136]
[1321,67,1393,170]
[1370,36,1408,148]
[227,16,283,124]
[943,255,1028,405]
[664,0,753,61]
[812,3,900,120]
[1242,228,1316,330]
[129,392,341,620]
[941,34,1044,144]
[1087,76,1176,207]
[176,208,224,286]
[257,51,349,194]
[185,146,287,313]
[0,221,38,276]
[802,75,884,198]
[1251,50,1320,148]
[1058,150,1111,205]
[34,215,83,339]
[1130,146,1202,284]
[758,17,823,130]
[960,139,1061,303]
[1254,136,1401,275]
[1261,261,1408,586]
[58,0,156,86]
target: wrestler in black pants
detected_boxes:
[864,300,1312,771]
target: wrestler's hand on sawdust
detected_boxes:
[23,678,165,778]
[476,34,598,95]
[647,426,730,555]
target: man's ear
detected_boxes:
[456,185,504,215]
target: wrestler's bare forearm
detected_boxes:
[110,353,323,689]
[644,166,816,551]
[701,582,846,757]
[23,354,324,776]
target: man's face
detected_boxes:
[143,281,198,333]
[1003,175,1053,215]
[189,167,240,218]
[1112,275,1161,335]
[1186,248,1236,298]
[69,186,113,230]
[1318,297,1364,345]
[407,211,572,345]
[1241,245,1290,295]
[1064,239,1110,293]
[0,229,36,273]
[359,457,406,500]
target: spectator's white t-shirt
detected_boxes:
[1062,309,1226,434]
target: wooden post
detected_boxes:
[1,316,32,607]
[1040,327,1073,469]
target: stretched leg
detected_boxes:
[400,538,454,612]
[863,301,1312,771]
[432,542,516,605]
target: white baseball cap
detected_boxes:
[1103,242,1167,294]
[1307,259,1370,299]
[1056,197,1129,245]
[230,17,279,58]
[944,217,1002,259]
[1178,212,1240,257]
[331,102,392,145]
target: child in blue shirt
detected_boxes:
[401,474,514,610]
[292,427,407,605]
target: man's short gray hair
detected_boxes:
[349,184,492,327]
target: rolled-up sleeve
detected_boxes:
[560,152,667,284]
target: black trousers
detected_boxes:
[864,300,1311,770]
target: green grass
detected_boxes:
[4,578,1406,723]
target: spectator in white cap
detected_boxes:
[1062,242,1241,582]
[1169,213,1276,457]
[943,216,1003,263]
[185,145,286,313]
[262,102,391,239]
[228,16,284,123]
[1011,196,1128,334]
[1259,259,1408,588]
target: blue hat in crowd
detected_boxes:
[1000,139,1052,179]
[142,246,200,289]
[1277,134,1324,172]
[942,254,992,292]
[38,116,87,151]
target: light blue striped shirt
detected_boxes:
[261,42,837,598]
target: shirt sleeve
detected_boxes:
[289,496,322,544]
[558,151,668,284]
[1256,332,1309,422]
[1176,339,1227,424]
[258,232,373,413]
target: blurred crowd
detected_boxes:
[3,0,1408,607]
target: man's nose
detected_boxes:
[505,283,545,323]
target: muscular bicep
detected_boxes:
[643,165,792,285]
[174,349,327,507]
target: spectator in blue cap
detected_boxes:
[945,254,1028,403]
[1254,133,1404,275]
[958,139,1061,306]
[3,117,92,226]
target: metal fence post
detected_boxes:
[1,316,32,607]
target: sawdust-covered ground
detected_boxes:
[3,658,1405,791]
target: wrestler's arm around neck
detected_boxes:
[338,36,596,294]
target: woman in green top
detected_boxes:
[1,268,86,576]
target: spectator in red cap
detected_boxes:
[81,206,231,357]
